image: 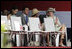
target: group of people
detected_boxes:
[1,6,66,47]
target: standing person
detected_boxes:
[21,7,29,26]
[21,7,29,46]
[46,7,66,46]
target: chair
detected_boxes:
[28,17,41,46]
[1,16,10,47]
[44,17,67,46]
[10,16,26,46]
[1,15,8,29]
[29,17,41,31]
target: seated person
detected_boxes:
[46,7,66,46]
[31,8,47,46]
[6,5,19,30]
[28,8,42,46]
[31,8,44,31]
[10,6,18,16]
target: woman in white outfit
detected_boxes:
[46,8,66,46]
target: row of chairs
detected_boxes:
[1,15,67,47]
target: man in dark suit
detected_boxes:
[21,7,29,26]
[21,7,29,46]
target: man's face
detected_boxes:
[13,9,18,15]
[24,8,29,15]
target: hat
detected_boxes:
[32,8,39,15]
[47,8,56,13]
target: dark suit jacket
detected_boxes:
[20,14,29,25]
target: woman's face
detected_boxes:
[36,13,39,17]
[47,11,54,16]
[33,13,39,17]
[12,9,18,15]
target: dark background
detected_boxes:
[1,1,71,11]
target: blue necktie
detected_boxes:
[26,16,28,24]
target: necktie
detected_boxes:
[26,16,28,24]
